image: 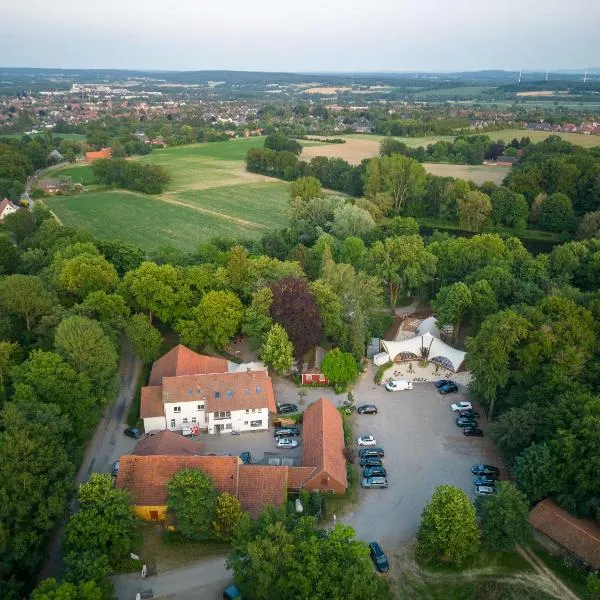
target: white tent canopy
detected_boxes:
[381,332,466,373]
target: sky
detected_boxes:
[2,0,600,72]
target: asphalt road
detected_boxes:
[37,339,142,581]
[341,365,502,550]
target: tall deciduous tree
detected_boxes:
[539,192,575,232]
[242,287,274,348]
[458,191,492,230]
[368,235,437,315]
[269,277,323,359]
[331,204,375,239]
[0,274,54,331]
[260,324,294,374]
[167,469,218,540]
[416,485,480,566]
[213,493,245,542]
[124,314,163,364]
[55,253,119,301]
[433,282,472,339]
[0,341,19,394]
[321,348,359,387]
[289,176,324,201]
[30,578,106,600]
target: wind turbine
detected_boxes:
[546,69,549,82]
[584,69,588,83]
[518,68,522,84]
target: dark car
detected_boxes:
[111,460,120,477]
[277,403,298,414]
[473,475,497,486]
[369,542,390,572]
[357,404,378,415]
[124,427,143,439]
[471,464,500,476]
[439,382,459,394]
[363,466,386,478]
[239,451,251,464]
[459,409,480,419]
[464,427,484,437]
[359,456,383,468]
[274,426,300,437]
[434,379,455,389]
[456,417,478,428]
[358,447,385,458]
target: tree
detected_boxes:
[55,253,119,300]
[54,316,118,395]
[365,155,426,213]
[269,278,323,359]
[475,481,531,552]
[331,203,375,239]
[2,208,36,245]
[458,191,492,230]
[228,511,389,600]
[0,341,19,395]
[310,280,345,343]
[339,237,367,270]
[577,211,600,240]
[176,290,244,350]
[30,578,106,600]
[63,474,137,570]
[213,493,245,542]
[289,176,323,201]
[416,485,480,566]
[260,324,294,374]
[433,282,472,339]
[491,187,529,230]
[0,274,54,331]
[368,235,437,315]
[242,287,274,349]
[79,291,130,330]
[167,469,218,540]
[539,192,576,232]
[321,348,359,387]
[124,314,163,364]
[513,443,557,503]
[96,239,145,277]
[0,234,19,275]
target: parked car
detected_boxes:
[471,464,500,476]
[473,475,497,486]
[274,426,300,437]
[360,456,383,468]
[276,437,298,449]
[463,427,484,437]
[434,379,455,389]
[357,404,378,415]
[369,542,390,572]
[361,476,388,489]
[450,401,472,412]
[459,409,480,419]
[439,382,459,394]
[474,485,496,497]
[239,451,251,464]
[357,435,377,446]
[124,427,143,439]
[359,447,385,458]
[111,460,120,477]
[277,403,298,414]
[363,466,386,478]
[385,380,413,392]
[456,417,478,428]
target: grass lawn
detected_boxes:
[0,132,86,141]
[52,164,96,185]
[135,522,230,574]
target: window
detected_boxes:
[173,406,181,413]
[214,391,220,398]
[250,420,263,427]
[197,404,204,411]
[191,417,197,423]
[188,388,193,395]
[327,489,335,495]
[225,423,232,430]
[226,390,233,398]
[244,421,248,425]
[170,419,176,428]
[251,408,256,413]
[256,386,261,394]
[245,409,249,414]
[183,418,188,424]
[214,411,231,420]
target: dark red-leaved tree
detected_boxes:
[269,277,323,360]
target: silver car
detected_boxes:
[474,485,495,497]
[361,476,388,489]
[276,437,298,449]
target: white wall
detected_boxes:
[164,401,207,431]
[143,415,167,433]
[206,407,268,434]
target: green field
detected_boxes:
[46,138,292,251]
[489,128,600,147]
[1,132,86,141]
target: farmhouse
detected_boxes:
[529,499,600,570]
[0,198,19,221]
[141,345,274,434]
[85,147,112,162]
[116,397,347,521]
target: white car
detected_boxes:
[385,380,413,392]
[450,401,472,412]
[357,435,377,446]
[474,485,495,497]
[276,437,298,449]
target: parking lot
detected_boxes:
[341,366,502,550]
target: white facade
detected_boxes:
[206,407,268,434]
[164,400,207,432]
[0,203,18,221]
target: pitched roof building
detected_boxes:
[0,198,19,222]
[529,499,600,570]
[149,345,228,386]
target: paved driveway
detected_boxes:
[342,366,503,550]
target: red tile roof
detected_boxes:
[149,345,229,386]
[116,455,288,518]
[287,466,316,490]
[529,499,600,569]
[161,371,276,413]
[140,386,164,418]
[131,430,204,456]
[302,397,347,490]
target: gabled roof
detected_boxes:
[149,345,229,386]
[0,198,18,216]
[161,371,276,413]
[237,465,289,518]
[286,466,316,490]
[301,397,347,489]
[131,430,203,456]
[140,386,164,418]
[529,499,600,569]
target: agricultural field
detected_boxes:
[488,128,600,147]
[46,138,292,251]
[422,163,510,184]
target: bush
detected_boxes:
[343,447,357,464]
[375,361,393,384]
